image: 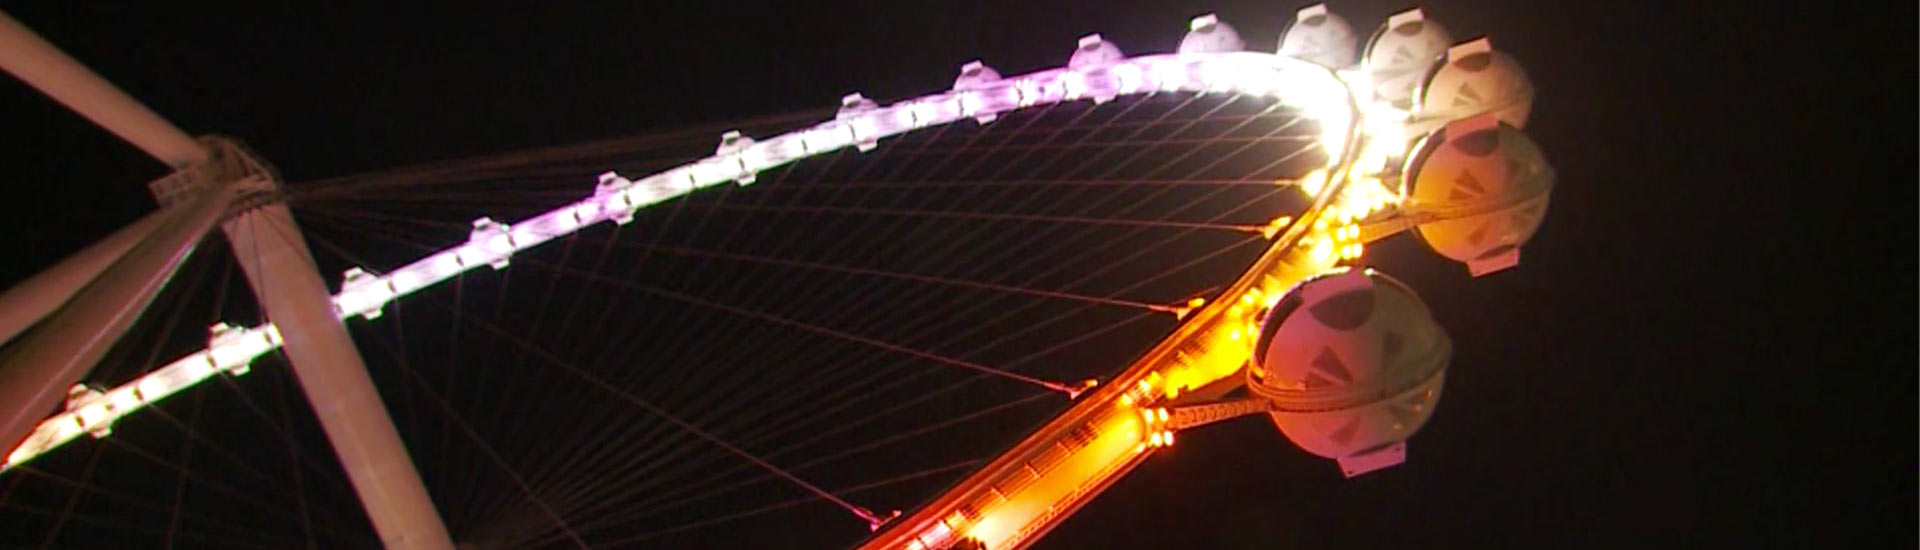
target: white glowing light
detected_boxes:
[956,91,984,118]
[1061,71,1089,100]
[1014,78,1045,107]
[1112,63,1144,95]
[1152,61,1188,92]
[1199,59,1236,92]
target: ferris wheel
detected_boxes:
[0,4,1553,549]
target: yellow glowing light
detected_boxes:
[1366,116,1407,159]
[1261,216,1293,239]
[966,515,1011,549]
[1299,169,1328,196]
[1309,239,1334,263]
[858,130,1389,549]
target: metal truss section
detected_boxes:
[146,136,278,208]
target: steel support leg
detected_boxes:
[0,10,206,168]
[0,10,451,547]
[222,203,453,550]
[0,210,169,346]
[0,183,234,452]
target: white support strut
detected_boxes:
[6,50,1358,471]
[0,10,207,168]
[223,202,455,550]
[0,11,454,546]
[0,181,237,457]
[0,210,169,346]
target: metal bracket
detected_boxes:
[336,267,388,320]
[595,171,638,225]
[953,61,1003,124]
[836,93,880,152]
[716,130,758,185]
[207,322,256,375]
[1336,441,1406,477]
[467,217,514,269]
[62,384,112,438]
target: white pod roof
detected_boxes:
[952,60,1002,91]
[1363,9,1453,106]
[1246,269,1451,474]
[1277,4,1358,69]
[1178,14,1246,54]
[1068,34,1124,69]
[1416,38,1536,129]
[1402,114,1555,276]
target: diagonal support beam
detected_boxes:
[0,210,169,346]
[222,202,454,550]
[0,11,453,548]
[0,181,235,454]
[0,10,205,168]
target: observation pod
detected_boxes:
[952,61,1005,123]
[1068,34,1124,69]
[1177,14,1246,54]
[1403,114,1555,276]
[1277,4,1358,69]
[1413,38,1536,134]
[1362,9,1452,107]
[1246,270,1450,477]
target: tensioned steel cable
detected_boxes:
[278,86,1328,542]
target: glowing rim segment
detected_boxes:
[4,51,1357,476]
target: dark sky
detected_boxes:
[0,1,1912,548]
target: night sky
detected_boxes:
[0,1,1912,548]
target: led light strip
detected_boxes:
[6,51,1357,471]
